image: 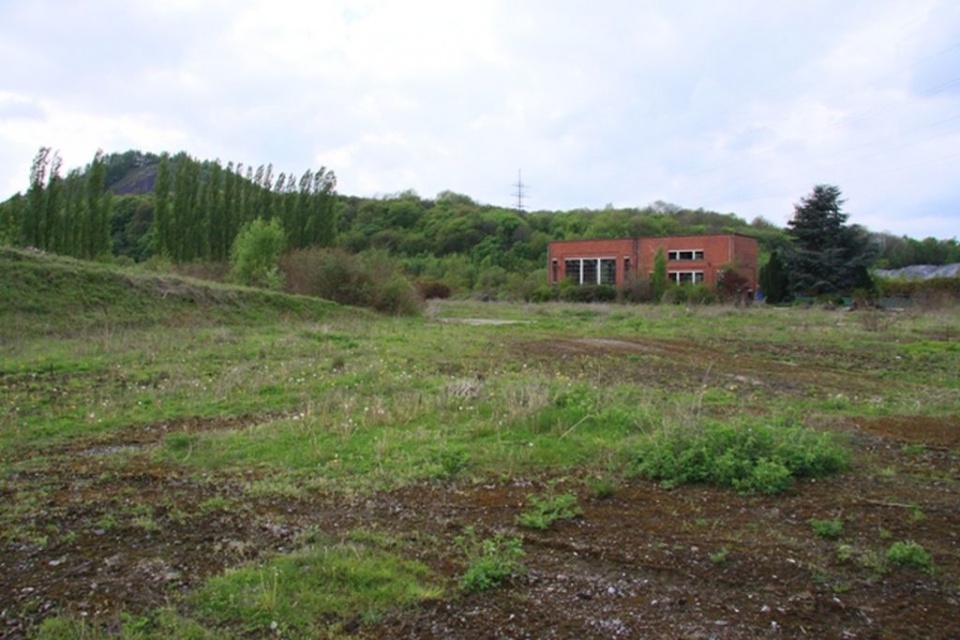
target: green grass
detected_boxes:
[191,540,441,636]
[3,253,959,636]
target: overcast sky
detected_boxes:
[1,0,958,239]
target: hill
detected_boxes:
[0,247,344,343]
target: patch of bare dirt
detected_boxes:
[2,416,959,639]
[851,415,960,448]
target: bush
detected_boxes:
[282,247,422,315]
[559,284,617,303]
[886,540,933,573]
[629,418,850,494]
[417,279,452,300]
[617,275,654,303]
[230,217,285,289]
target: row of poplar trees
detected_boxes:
[21,148,112,260]
[153,152,337,262]
[15,148,337,263]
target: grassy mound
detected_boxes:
[0,247,344,341]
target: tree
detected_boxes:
[759,250,789,303]
[786,185,875,297]
[154,152,172,257]
[651,246,668,301]
[230,217,286,289]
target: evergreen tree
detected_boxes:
[652,246,668,301]
[759,250,789,303]
[786,185,875,297]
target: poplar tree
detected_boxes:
[24,148,51,248]
[154,152,172,257]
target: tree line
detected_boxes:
[0,148,956,302]
[2,149,337,264]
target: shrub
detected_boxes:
[629,418,850,494]
[617,274,654,303]
[559,284,617,303]
[229,217,285,289]
[417,279,452,299]
[282,247,422,315]
[456,527,526,592]
[886,540,933,573]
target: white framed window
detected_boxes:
[563,258,617,285]
[667,250,704,261]
[669,271,704,284]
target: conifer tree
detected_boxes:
[786,185,875,297]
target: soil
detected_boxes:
[2,336,959,639]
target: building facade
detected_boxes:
[547,234,759,292]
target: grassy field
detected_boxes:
[2,248,959,638]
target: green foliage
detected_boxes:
[629,418,850,494]
[229,217,285,289]
[282,247,422,315]
[786,185,876,297]
[709,547,730,565]
[759,250,789,303]
[456,527,526,592]
[558,283,617,303]
[652,246,668,301]
[516,491,583,529]
[810,518,845,539]
[886,540,933,573]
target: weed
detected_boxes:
[886,540,934,574]
[810,518,844,539]
[835,542,855,562]
[709,547,730,565]
[910,504,926,522]
[629,417,850,494]
[516,491,583,530]
[455,527,526,592]
[586,474,618,499]
[902,443,926,456]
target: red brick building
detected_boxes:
[547,234,759,291]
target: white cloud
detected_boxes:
[0,0,957,239]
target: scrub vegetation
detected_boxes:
[2,248,959,639]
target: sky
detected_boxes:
[1,0,958,240]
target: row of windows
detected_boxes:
[668,250,704,261]
[555,259,707,286]
[562,258,617,285]
[669,271,704,284]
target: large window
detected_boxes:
[668,250,704,261]
[564,258,617,285]
[669,271,704,284]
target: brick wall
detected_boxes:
[547,234,758,291]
